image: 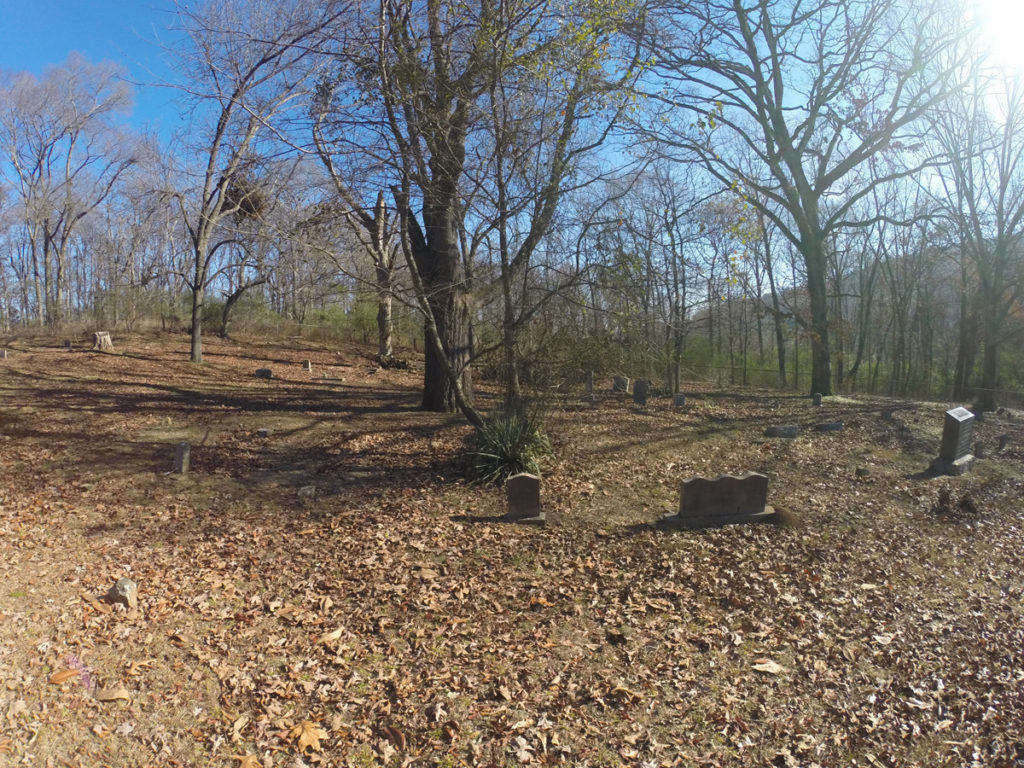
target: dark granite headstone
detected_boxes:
[812,392,823,407]
[633,379,649,405]
[662,472,774,529]
[302,360,313,372]
[254,368,273,379]
[585,370,594,396]
[505,473,544,525]
[612,375,629,393]
[673,393,686,407]
[765,425,799,438]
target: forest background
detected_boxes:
[1,0,1023,416]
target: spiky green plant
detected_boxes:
[468,403,552,485]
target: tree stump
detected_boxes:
[92,331,114,352]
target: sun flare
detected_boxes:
[974,0,1024,70]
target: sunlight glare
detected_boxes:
[975,0,1024,71]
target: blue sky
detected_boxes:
[0,1,180,136]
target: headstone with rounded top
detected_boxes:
[812,392,822,407]
[505,472,544,525]
[633,379,649,406]
[255,368,273,379]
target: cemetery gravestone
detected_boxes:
[505,472,544,525]
[585,370,594,397]
[814,422,843,432]
[662,472,775,529]
[255,368,273,379]
[633,379,649,405]
[812,392,822,407]
[673,393,686,407]
[0,349,7,359]
[63,339,73,350]
[302,360,313,372]
[105,578,138,610]
[929,406,975,475]
[765,425,799,438]
[174,442,190,474]
[613,375,629,393]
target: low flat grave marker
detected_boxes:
[814,422,843,432]
[929,406,976,475]
[765,425,799,438]
[633,379,649,406]
[254,368,273,379]
[662,472,775,529]
[505,472,545,525]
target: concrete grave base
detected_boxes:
[662,505,776,530]
[929,454,975,476]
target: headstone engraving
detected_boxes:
[812,392,823,407]
[929,407,975,475]
[612,375,629,393]
[254,368,273,379]
[174,442,190,474]
[505,473,544,525]
[662,472,775,529]
[302,360,313,371]
[673,393,686,407]
[633,379,649,405]
[765,425,799,438]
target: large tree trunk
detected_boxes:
[410,198,473,413]
[375,263,394,358]
[803,239,832,396]
[190,285,204,363]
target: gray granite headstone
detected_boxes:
[174,442,190,474]
[662,472,774,529]
[302,360,313,372]
[633,379,649,405]
[613,375,629,393]
[812,392,822,407]
[673,393,686,407]
[505,473,544,524]
[929,407,975,475]
[765,425,799,438]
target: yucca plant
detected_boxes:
[468,403,553,485]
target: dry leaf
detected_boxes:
[381,724,406,751]
[232,714,250,743]
[230,755,262,768]
[317,627,343,644]
[49,669,81,685]
[290,720,327,753]
[0,738,13,754]
[94,686,131,702]
[752,659,788,675]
